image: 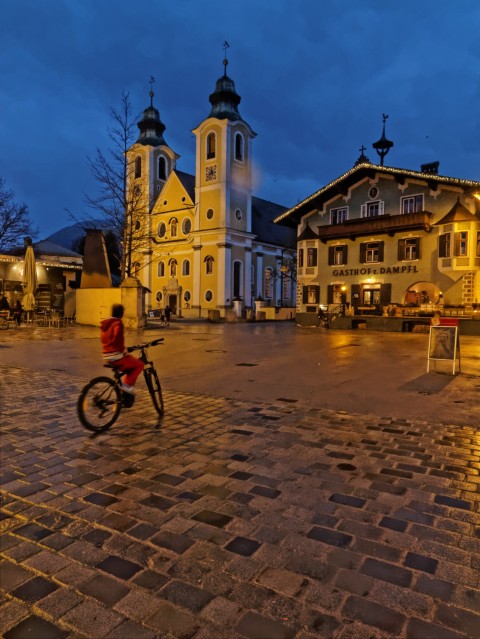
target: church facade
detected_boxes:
[127,62,296,319]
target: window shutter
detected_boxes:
[302,286,308,304]
[343,245,348,263]
[380,283,392,307]
[415,238,421,260]
[361,204,367,218]
[398,239,405,261]
[379,201,384,215]
[312,249,318,267]
[328,246,334,266]
[314,286,320,303]
[298,248,304,268]
[439,234,446,257]
[351,284,361,307]
[454,232,461,256]
[378,242,384,262]
[359,243,366,263]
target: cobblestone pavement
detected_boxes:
[1,334,480,638]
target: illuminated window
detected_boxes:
[264,268,273,299]
[134,156,142,178]
[360,241,384,263]
[306,248,317,267]
[206,132,216,159]
[401,194,424,214]
[398,238,420,261]
[328,245,348,266]
[454,231,468,256]
[330,207,348,224]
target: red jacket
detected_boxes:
[100,317,125,361]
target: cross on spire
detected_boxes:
[223,41,230,76]
[149,76,155,106]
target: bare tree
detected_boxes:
[86,91,152,280]
[0,178,38,251]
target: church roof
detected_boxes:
[252,196,296,249]
[174,170,196,202]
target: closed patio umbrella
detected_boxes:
[22,237,37,315]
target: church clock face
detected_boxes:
[205,165,217,181]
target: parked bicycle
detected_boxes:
[77,338,164,432]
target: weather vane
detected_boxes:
[223,41,230,75]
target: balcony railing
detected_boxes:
[317,211,433,241]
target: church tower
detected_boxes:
[126,85,179,290]
[192,47,256,308]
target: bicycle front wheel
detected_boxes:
[144,367,164,417]
[77,376,121,432]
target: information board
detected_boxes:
[427,325,460,374]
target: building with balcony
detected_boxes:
[275,157,480,327]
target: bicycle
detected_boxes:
[77,338,164,432]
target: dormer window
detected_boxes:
[206,132,216,159]
[330,207,348,225]
[134,156,142,178]
[235,133,244,161]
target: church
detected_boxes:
[127,56,296,319]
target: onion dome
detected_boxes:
[208,50,243,122]
[136,90,167,146]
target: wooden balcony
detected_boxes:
[317,211,433,242]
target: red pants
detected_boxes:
[110,354,144,387]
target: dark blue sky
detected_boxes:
[1,0,479,239]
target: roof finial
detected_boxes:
[149,75,155,107]
[372,113,394,166]
[223,41,230,76]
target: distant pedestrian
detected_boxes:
[164,305,171,324]
[0,295,10,311]
[12,300,23,326]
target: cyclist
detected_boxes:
[100,304,144,407]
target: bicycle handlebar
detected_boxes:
[127,337,164,353]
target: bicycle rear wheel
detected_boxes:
[77,376,121,432]
[144,367,164,417]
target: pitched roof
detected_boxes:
[251,196,296,249]
[435,197,479,225]
[174,170,196,202]
[274,162,480,225]
[298,225,319,241]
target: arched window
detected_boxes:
[182,259,190,276]
[169,259,177,277]
[182,218,192,235]
[134,156,142,178]
[205,255,214,275]
[206,132,216,159]
[170,218,178,237]
[157,261,165,277]
[158,156,167,180]
[157,222,166,238]
[133,261,141,275]
[235,132,244,161]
